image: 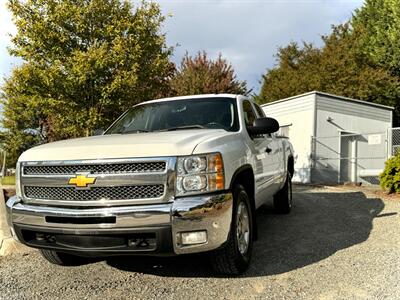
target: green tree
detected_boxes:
[170,51,248,96]
[353,0,400,76]
[258,24,400,125]
[1,0,173,165]
[257,41,322,102]
[379,152,400,194]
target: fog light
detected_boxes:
[180,231,207,245]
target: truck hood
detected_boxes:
[19,129,228,162]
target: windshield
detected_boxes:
[105,97,239,134]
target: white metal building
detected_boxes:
[261,91,394,184]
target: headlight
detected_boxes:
[15,162,22,197]
[176,153,224,196]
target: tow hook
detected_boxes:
[128,238,150,248]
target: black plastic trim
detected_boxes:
[45,216,117,225]
[229,164,253,190]
[13,224,174,256]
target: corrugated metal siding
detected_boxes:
[316,95,391,122]
[263,95,314,118]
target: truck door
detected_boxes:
[253,103,284,197]
[242,100,277,207]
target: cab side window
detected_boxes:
[243,100,257,127]
[254,104,265,118]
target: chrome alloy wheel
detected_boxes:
[236,201,250,255]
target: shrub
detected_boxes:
[379,153,400,193]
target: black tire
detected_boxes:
[40,249,88,266]
[273,172,293,214]
[210,184,254,276]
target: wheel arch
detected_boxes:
[229,164,258,240]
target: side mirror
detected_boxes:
[93,128,105,136]
[247,117,280,135]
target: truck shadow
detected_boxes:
[107,186,385,278]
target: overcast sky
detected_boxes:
[0,0,363,93]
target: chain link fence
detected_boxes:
[389,127,400,156]
[311,131,391,185]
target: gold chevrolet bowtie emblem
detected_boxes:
[68,173,96,188]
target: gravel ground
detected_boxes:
[1,185,399,300]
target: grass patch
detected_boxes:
[1,175,15,185]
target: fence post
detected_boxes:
[351,137,357,183]
[0,150,5,178]
[337,134,341,183]
[309,136,313,183]
[387,128,391,158]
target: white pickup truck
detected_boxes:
[6,94,294,275]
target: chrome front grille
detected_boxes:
[20,157,176,207]
[24,185,165,201]
[23,161,166,175]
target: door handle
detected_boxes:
[265,147,272,154]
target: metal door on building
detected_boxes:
[339,132,357,183]
[340,133,350,182]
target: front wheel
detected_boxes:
[210,184,254,275]
[40,249,89,266]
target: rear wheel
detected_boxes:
[210,184,253,275]
[273,173,293,214]
[40,249,88,266]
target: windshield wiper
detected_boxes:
[120,129,151,134]
[160,125,206,132]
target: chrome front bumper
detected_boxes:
[5,193,233,255]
